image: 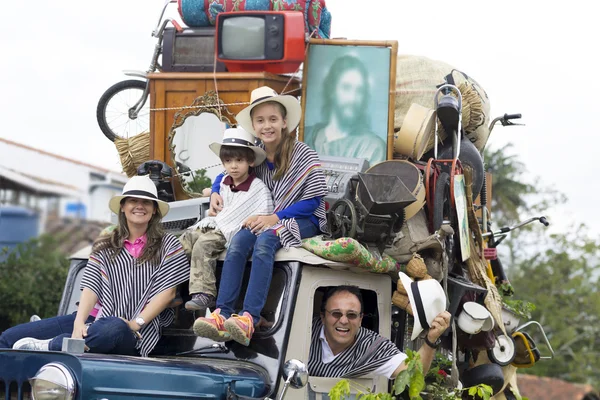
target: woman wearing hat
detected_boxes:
[195,86,328,346]
[0,175,189,357]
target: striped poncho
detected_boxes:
[308,318,402,378]
[255,141,328,248]
[80,234,189,357]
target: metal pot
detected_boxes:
[457,302,493,335]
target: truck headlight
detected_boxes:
[29,363,76,400]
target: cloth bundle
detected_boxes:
[301,236,399,273]
[178,0,332,39]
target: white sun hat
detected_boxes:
[108,175,170,217]
[235,86,302,137]
[208,126,267,165]
[399,272,448,340]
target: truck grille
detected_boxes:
[0,380,32,400]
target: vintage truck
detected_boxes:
[0,210,406,399]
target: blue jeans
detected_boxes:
[217,219,319,325]
[0,313,139,356]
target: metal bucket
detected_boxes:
[357,173,416,215]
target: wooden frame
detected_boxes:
[298,39,398,164]
[167,92,234,198]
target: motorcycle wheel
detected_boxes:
[96,79,149,142]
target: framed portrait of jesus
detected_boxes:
[299,39,398,165]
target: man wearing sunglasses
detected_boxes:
[308,285,450,378]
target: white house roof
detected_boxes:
[0,165,83,198]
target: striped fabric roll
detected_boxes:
[81,234,189,357]
[255,141,328,248]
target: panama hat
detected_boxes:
[399,272,447,340]
[208,127,267,165]
[235,86,302,137]
[109,175,170,217]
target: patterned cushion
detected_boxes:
[178,0,332,39]
[301,236,399,273]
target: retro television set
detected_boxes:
[162,26,226,72]
[216,11,305,74]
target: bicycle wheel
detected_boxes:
[96,79,149,142]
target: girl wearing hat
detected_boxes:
[0,175,189,357]
[194,86,328,346]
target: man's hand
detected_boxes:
[427,311,451,342]
[71,320,88,339]
[209,193,224,216]
[244,214,280,233]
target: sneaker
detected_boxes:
[185,293,216,312]
[224,312,255,346]
[193,308,231,342]
[13,337,52,351]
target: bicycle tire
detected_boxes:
[96,79,149,142]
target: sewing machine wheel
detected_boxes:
[327,199,358,239]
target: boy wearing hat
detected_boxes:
[181,127,273,316]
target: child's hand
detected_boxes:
[209,193,224,216]
[246,214,280,233]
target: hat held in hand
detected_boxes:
[399,271,447,340]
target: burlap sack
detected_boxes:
[394,55,491,153]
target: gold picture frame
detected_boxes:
[299,39,398,164]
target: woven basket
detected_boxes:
[114,132,151,178]
[392,290,413,315]
[406,253,429,279]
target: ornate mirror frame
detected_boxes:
[168,91,235,198]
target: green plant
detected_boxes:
[329,379,392,400]
[328,350,499,400]
[0,234,70,331]
[185,168,212,194]
[502,298,536,320]
[394,350,425,399]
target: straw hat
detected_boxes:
[208,127,267,165]
[235,86,302,137]
[109,175,170,217]
[399,272,447,340]
[394,103,436,160]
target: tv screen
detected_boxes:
[222,17,266,60]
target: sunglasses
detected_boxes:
[325,309,362,321]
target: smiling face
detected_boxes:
[120,197,156,229]
[251,102,287,148]
[321,290,363,355]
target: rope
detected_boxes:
[146,87,302,113]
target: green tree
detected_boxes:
[510,230,600,385]
[483,144,535,225]
[0,234,70,332]
[185,168,212,194]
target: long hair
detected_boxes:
[252,101,295,180]
[322,55,370,129]
[92,199,164,264]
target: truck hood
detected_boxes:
[0,349,270,399]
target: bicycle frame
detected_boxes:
[128,0,182,119]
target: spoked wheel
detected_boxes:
[96,79,150,142]
[327,199,358,239]
[432,172,456,266]
[488,333,516,366]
